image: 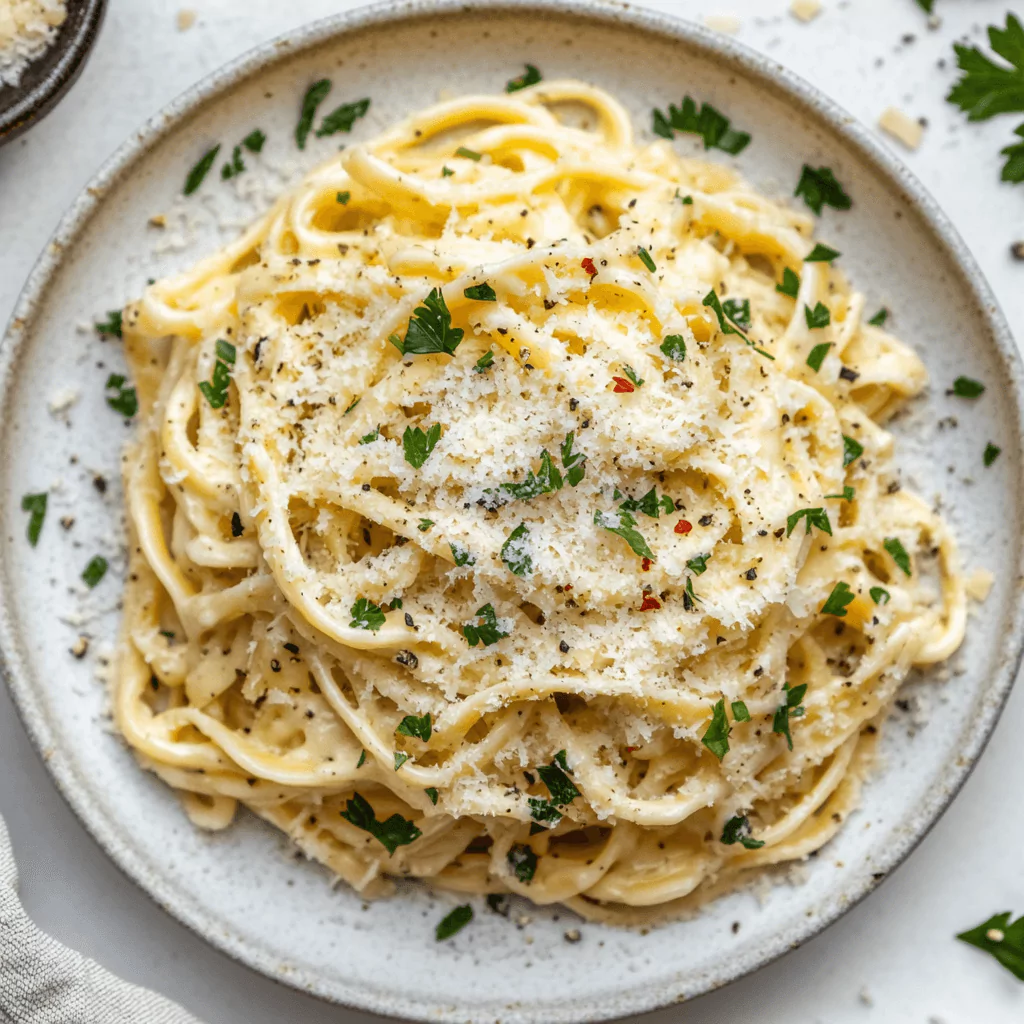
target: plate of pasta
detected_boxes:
[2,2,1022,1021]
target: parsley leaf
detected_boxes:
[462,604,508,647]
[417,518,434,532]
[701,698,731,760]
[95,310,123,338]
[426,787,439,804]
[350,598,386,631]
[394,751,410,771]
[561,431,586,487]
[82,555,108,588]
[483,449,564,508]
[184,145,221,195]
[806,341,831,372]
[506,64,542,92]
[984,442,1002,466]
[868,307,889,326]
[296,79,331,149]
[722,298,751,331]
[652,96,751,154]
[399,289,464,356]
[449,542,475,567]
[957,912,1024,981]
[618,486,674,519]
[336,191,350,205]
[804,302,831,329]
[731,700,751,722]
[397,713,432,742]
[316,97,370,137]
[786,507,832,537]
[242,129,266,153]
[772,683,807,751]
[594,508,654,560]
[474,350,495,372]
[825,486,855,501]
[952,376,986,398]
[464,282,497,301]
[622,365,644,388]
[870,586,891,605]
[1002,125,1024,183]
[537,753,580,806]
[660,334,687,361]
[198,348,233,409]
[356,750,367,768]
[105,374,138,417]
[21,493,47,546]
[843,434,864,467]
[340,792,421,854]
[805,243,841,263]
[221,144,245,180]
[915,0,934,12]
[704,289,774,359]
[821,581,855,617]
[637,246,657,272]
[776,267,801,298]
[455,146,482,161]
[528,797,563,830]
[721,814,765,850]
[403,423,442,469]
[359,426,380,445]
[686,553,710,575]
[884,536,912,576]
[508,844,538,882]
[794,165,852,215]
[501,522,533,577]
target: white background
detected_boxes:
[2,1,1023,1021]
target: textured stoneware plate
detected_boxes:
[2,2,1023,1021]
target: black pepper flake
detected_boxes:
[699,514,713,526]
[283,642,299,654]
[270,659,281,672]
[404,612,414,628]
[231,511,244,537]
[559,640,570,653]
[569,398,579,411]
[745,568,757,581]
[839,366,860,383]
[361,484,371,492]
[544,299,557,310]
[395,649,419,669]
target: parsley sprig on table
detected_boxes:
[957,911,1024,980]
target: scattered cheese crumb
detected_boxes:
[148,213,167,229]
[70,635,89,659]
[176,9,196,32]
[48,386,79,414]
[790,0,822,23]
[564,928,581,943]
[858,986,874,1007]
[0,0,67,87]
[965,568,994,603]
[704,14,741,35]
[879,107,924,150]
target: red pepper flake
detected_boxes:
[612,376,635,393]
[581,257,597,277]
[625,745,640,753]
[641,557,653,571]
[563,583,573,591]
[639,595,662,611]
[674,519,693,535]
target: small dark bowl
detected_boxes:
[0,0,106,146]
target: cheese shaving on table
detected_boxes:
[878,107,925,151]
[790,0,823,23]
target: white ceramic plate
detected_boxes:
[2,3,1023,1021]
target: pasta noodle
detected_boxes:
[114,81,966,923]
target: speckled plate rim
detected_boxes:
[2,1,1023,1021]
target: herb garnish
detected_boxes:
[594,509,654,560]
[652,96,751,154]
[701,698,731,760]
[359,426,380,445]
[463,604,508,647]
[95,310,123,338]
[984,442,1003,466]
[772,683,807,751]
[618,486,675,519]
[350,598,386,632]
[637,246,657,272]
[356,750,367,768]
[686,553,710,575]
[825,486,855,501]
[296,79,332,149]
[441,166,454,177]
[455,146,482,161]
[316,98,370,138]
[805,243,841,263]
[436,904,473,939]
[731,700,751,722]
[501,522,533,577]
[821,581,855,617]
[464,282,497,301]
[622,365,644,389]
[660,334,687,361]
[221,145,244,180]
[340,792,421,854]
[82,555,108,588]
[842,434,864,467]
[105,374,138,418]
[184,145,221,195]
[482,449,564,508]
[870,586,890,605]
[474,350,495,372]
[403,423,442,469]
[537,752,580,806]
[506,64,542,93]
[868,308,889,326]
[426,787,439,804]
[776,267,801,298]
[884,536,912,576]
[806,342,831,372]
[804,302,831,329]
[952,376,985,398]
[418,518,434,532]
[508,844,538,882]
[198,340,236,409]
[394,752,410,771]
[794,165,852,215]
[336,191,350,205]
[722,298,751,331]
[956,912,1024,980]
[397,713,432,742]
[449,542,475,567]
[561,432,586,487]
[242,129,266,153]
[703,289,774,359]
[21,493,47,546]
[721,814,765,850]
[393,289,464,356]
[786,507,832,537]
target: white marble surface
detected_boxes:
[1,1,1023,1021]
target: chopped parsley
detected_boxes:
[394,751,410,771]
[621,365,644,388]
[296,79,332,149]
[336,191,350,205]
[506,64,542,93]
[81,555,108,588]
[340,792,421,854]
[393,289,463,356]
[349,598,386,632]
[21,493,47,546]
[825,486,855,501]
[316,97,370,137]
[417,518,434,532]
[483,449,564,507]
[884,537,912,576]
[242,129,266,153]
[786,507,832,537]
[436,904,473,940]
[198,340,236,409]
[221,145,245,180]
[528,797,563,831]
[95,310,123,338]
[474,350,495,372]
[618,486,675,519]
[449,542,475,567]
[821,581,855,617]
[683,576,701,610]
[868,307,889,326]
[794,165,852,215]
[537,752,579,806]
[721,814,765,850]
[593,508,654,560]
[356,750,367,768]
[985,442,1002,466]
[462,604,508,647]
[397,713,432,742]
[952,376,985,398]
[561,432,586,487]
[637,246,657,272]
[426,787,439,805]
[804,302,831,329]
[441,166,454,178]
[508,843,538,882]
[501,522,532,577]
[464,282,497,301]
[660,334,687,361]
[403,423,442,469]
[806,341,831,372]
[731,700,751,722]
[956,912,1024,980]
[701,698,731,760]
[652,96,751,154]
[455,146,482,161]
[804,243,841,263]
[772,683,807,751]
[722,298,751,331]
[344,398,360,415]
[105,374,138,418]
[184,145,221,195]
[703,289,774,359]
[359,426,380,445]
[776,267,801,298]
[686,553,710,575]
[843,434,864,467]
[870,586,891,605]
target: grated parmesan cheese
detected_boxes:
[704,14,741,35]
[878,107,924,150]
[789,0,823,23]
[0,0,66,88]
[176,9,196,32]
[965,567,994,603]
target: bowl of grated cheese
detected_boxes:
[0,0,106,145]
